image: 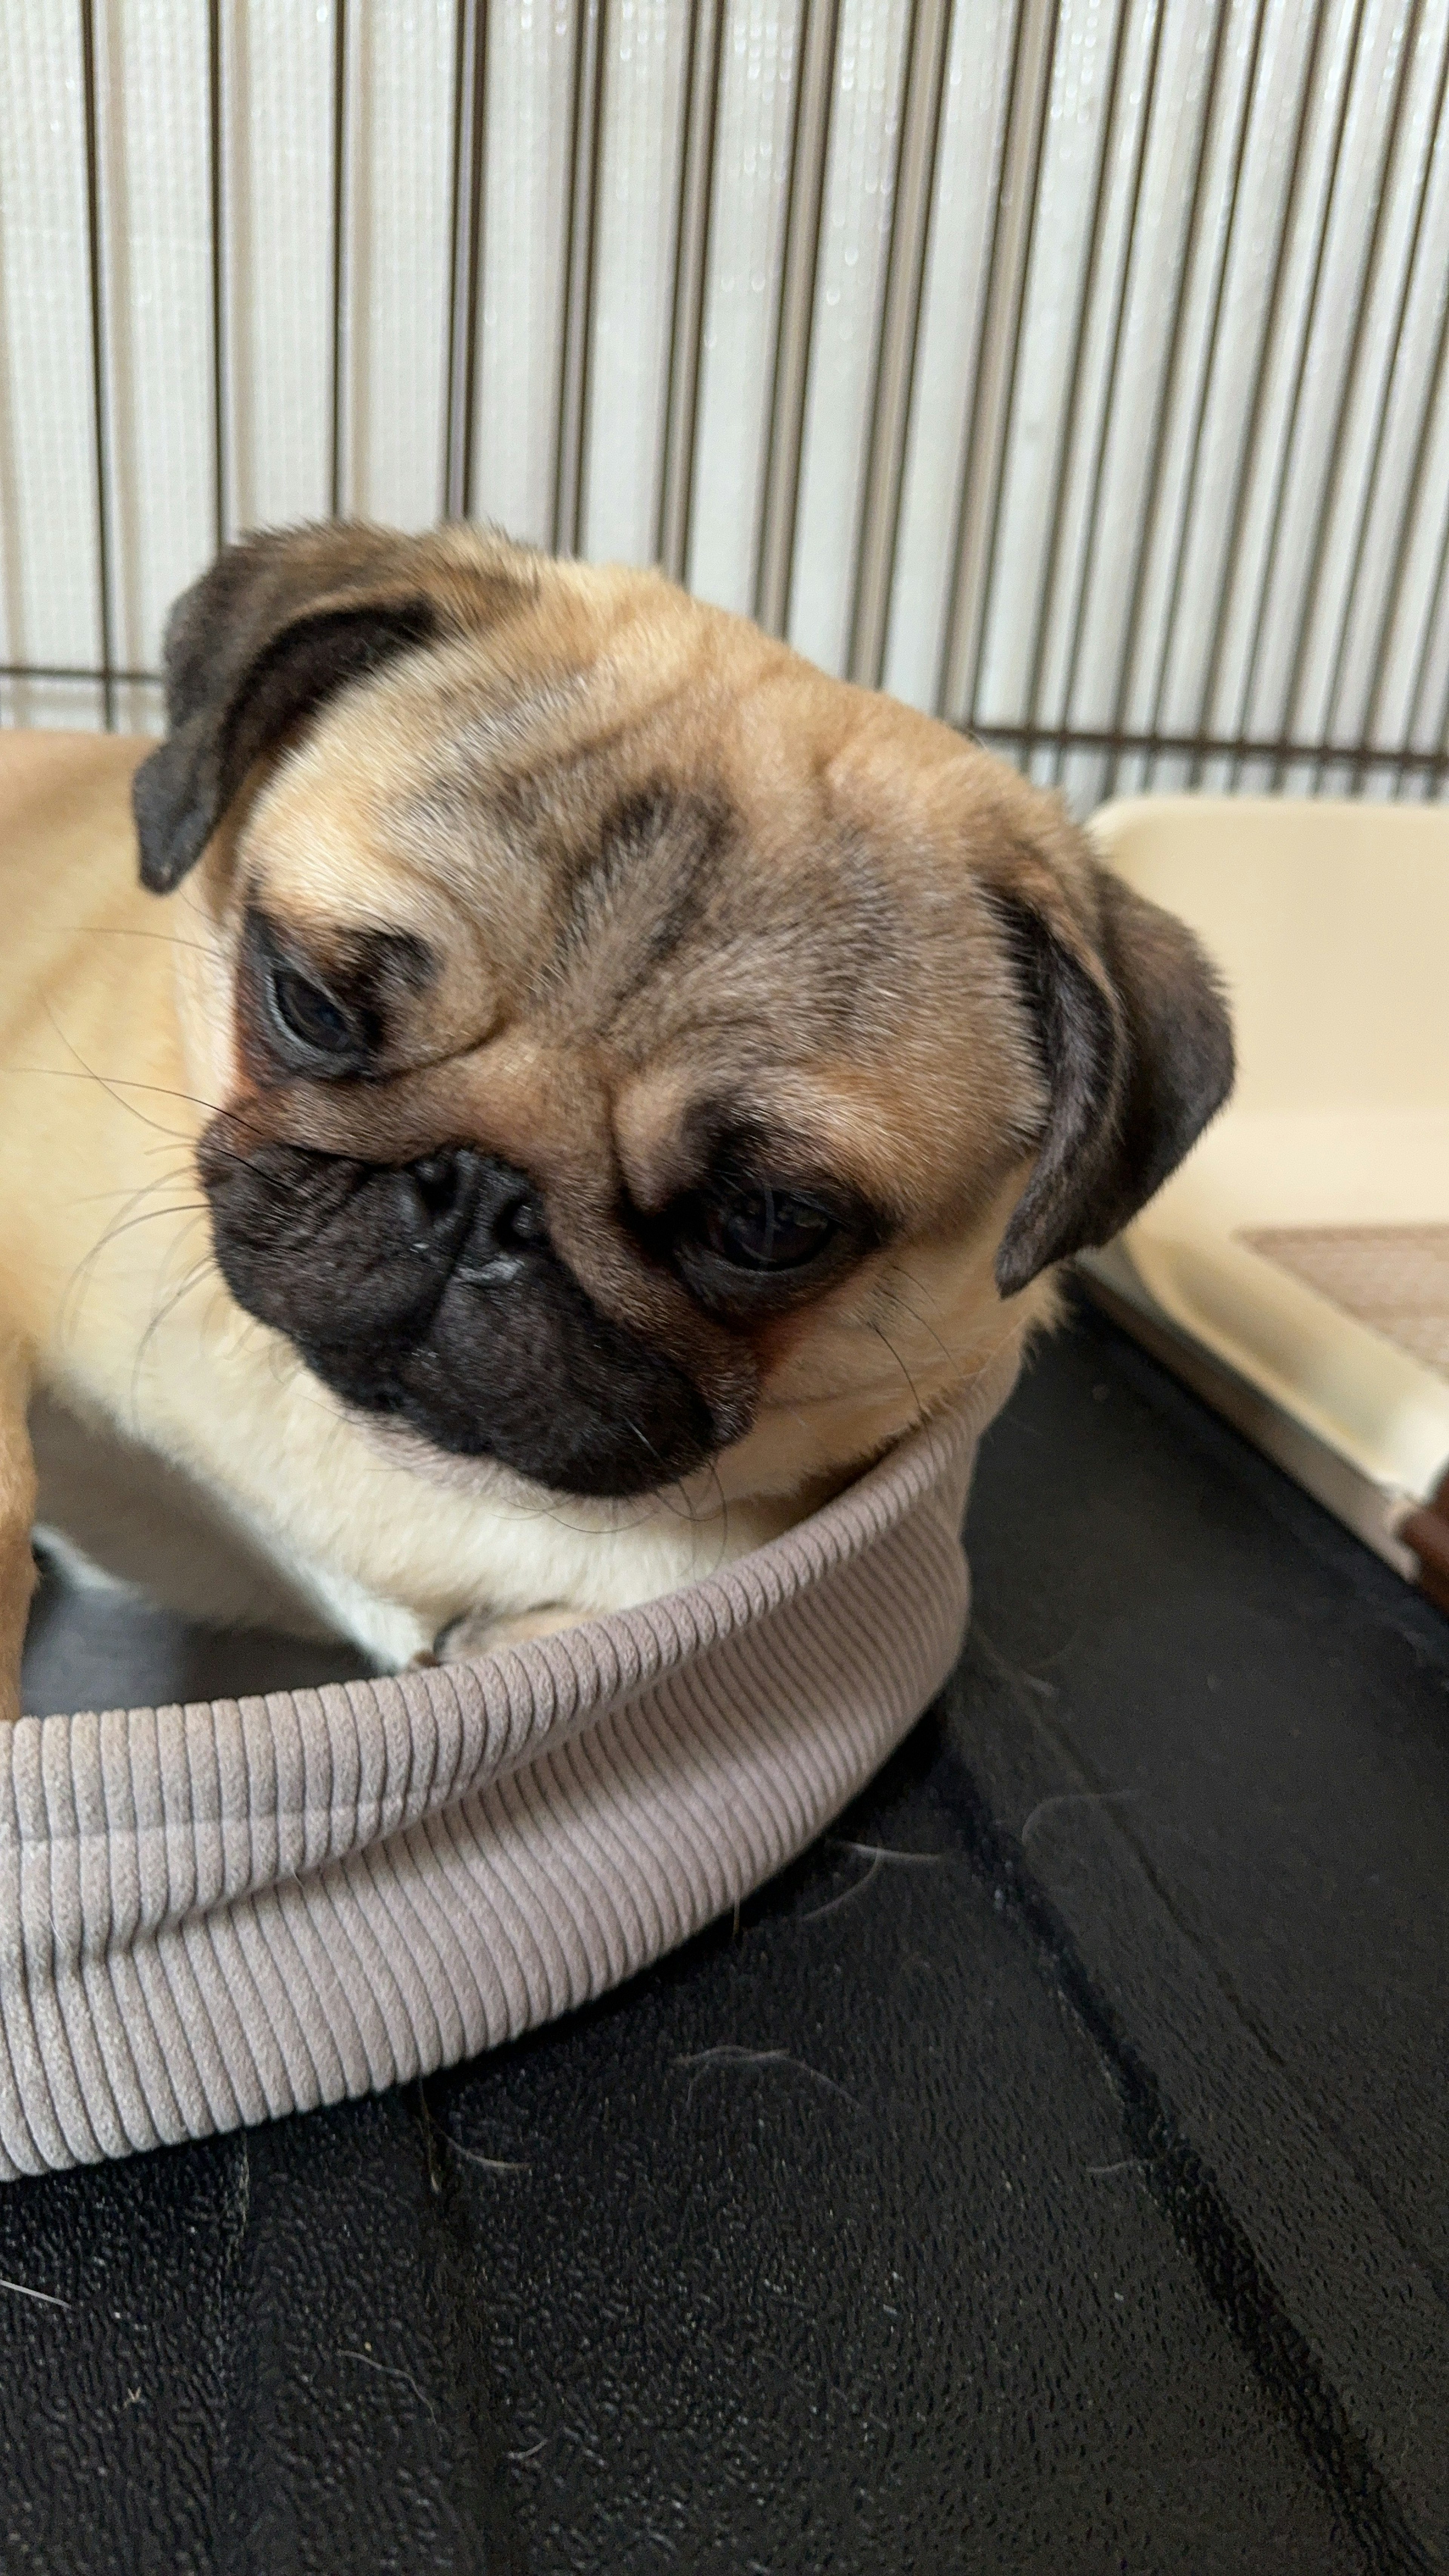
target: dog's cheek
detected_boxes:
[747,1308,821,1390]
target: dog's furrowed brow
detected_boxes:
[248,891,435,986]
[615,1073,895,1235]
[556,780,732,972]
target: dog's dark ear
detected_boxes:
[992,854,1233,1295]
[132,522,529,893]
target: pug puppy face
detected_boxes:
[132,523,1232,1509]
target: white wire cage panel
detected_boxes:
[1,0,1446,814]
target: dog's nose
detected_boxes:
[409,1149,466,1223]
[465,1152,547,1253]
[405,1147,545,1259]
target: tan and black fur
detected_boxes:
[0,522,1232,1718]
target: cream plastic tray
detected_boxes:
[1080,795,1449,1611]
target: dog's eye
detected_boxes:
[269,965,357,1060]
[703,1185,837,1272]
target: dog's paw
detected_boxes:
[435,1603,583,1661]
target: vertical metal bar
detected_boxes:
[1358,263,1449,781]
[1396,509,1449,780]
[936,0,1057,726]
[753,0,841,639]
[78,0,115,728]
[656,0,725,584]
[207,0,228,552]
[1143,0,1275,760]
[1104,0,1241,798]
[1015,0,1137,757]
[1312,5,1448,787]
[1046,0,1173,789]
[444,0,489,521]
[1185,0,1358,781]
[1266,0,1425,788]
[1418,535,1449,788]
[552,0,607,558]
[329,0,349,518]
[847,0,952,688]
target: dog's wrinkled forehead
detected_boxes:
[250,616,963,1069]
[226,594,1041,1247]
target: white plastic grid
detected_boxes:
[0,0,1444,818]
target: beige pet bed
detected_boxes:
[0,1344,1017,2181]
[1080,795,1449,1615]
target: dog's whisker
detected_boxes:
[61,1207,208,1346]
[82,1199,206,1266]
[129,1248,217,1402]
[56,1172,209,1345]
[878,1269,963,1386]
[868,1321,926,1423]
[1,1060,204,1139]
[889,1261,948,1317]
[26,1004,223,1138]
[70,1162,197,1208]
[48,921,219,957]
[701,1454,732,1577]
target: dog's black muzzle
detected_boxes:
[199,1135,715,1497]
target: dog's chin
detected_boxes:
[281,1330,720,1507]
[331,1403,683,1524]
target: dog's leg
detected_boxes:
[0,1339,37,1723]
[435,1604,583,1662]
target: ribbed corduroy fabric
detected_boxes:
[0,1347,1017,2179]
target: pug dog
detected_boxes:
[0,522,1232,1721]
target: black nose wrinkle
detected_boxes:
[409,1149,465,1224]
[396,1147,509,1266]
[460,1154,547,1262]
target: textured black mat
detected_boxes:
[8,1297,1447,2575]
